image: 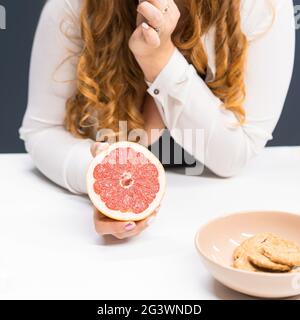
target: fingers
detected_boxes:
[94,209,137,235]
[113,221,147,239]
[140,0,170,13]
[141,23,161,48]
[137,0,180,46]
[137,1,164,30]
[113,212,157,240]
[137,0,161,26]
[136,11,145,27]
[94,206,160,239]
[90,142,109,157]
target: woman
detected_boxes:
[19,0,295,238]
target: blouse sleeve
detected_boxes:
[146,0,295,177]
[19,0,93,194]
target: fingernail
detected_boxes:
[142,22,150,30]
[124,222,136,231]
[147,216,156,226]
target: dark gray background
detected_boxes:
[0,0,299,153]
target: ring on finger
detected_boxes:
[157,2,170,33]
[154,26,161,34]
[162,0,170,14]
[162,5,169,14]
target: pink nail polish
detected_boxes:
[142,22,150,30]
[125,223,135,231]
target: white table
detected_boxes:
[0,147,300,300]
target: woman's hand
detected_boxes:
[90,142,159,239]
[93,207,158,240]
[129,0,181,82]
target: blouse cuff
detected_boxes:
[146,47,190,106]
[145,47,222,131]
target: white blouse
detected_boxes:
[19,0,295,194]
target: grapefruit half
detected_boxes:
[86,141,166,221]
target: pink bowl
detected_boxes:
[195,211,300,298]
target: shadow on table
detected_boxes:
[209,279,300,300]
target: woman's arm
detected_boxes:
[135,0,295,177]
[19,0,93,194]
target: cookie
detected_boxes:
[248,252,291,272]
[232,233,295,273]
[237,233,275,252]
[233,245,245,260]
[262,234,300,249]
[232,235,270,272]
[232,249,260,272]
[263,245,300,267]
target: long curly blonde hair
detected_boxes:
[65,0,248,140]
